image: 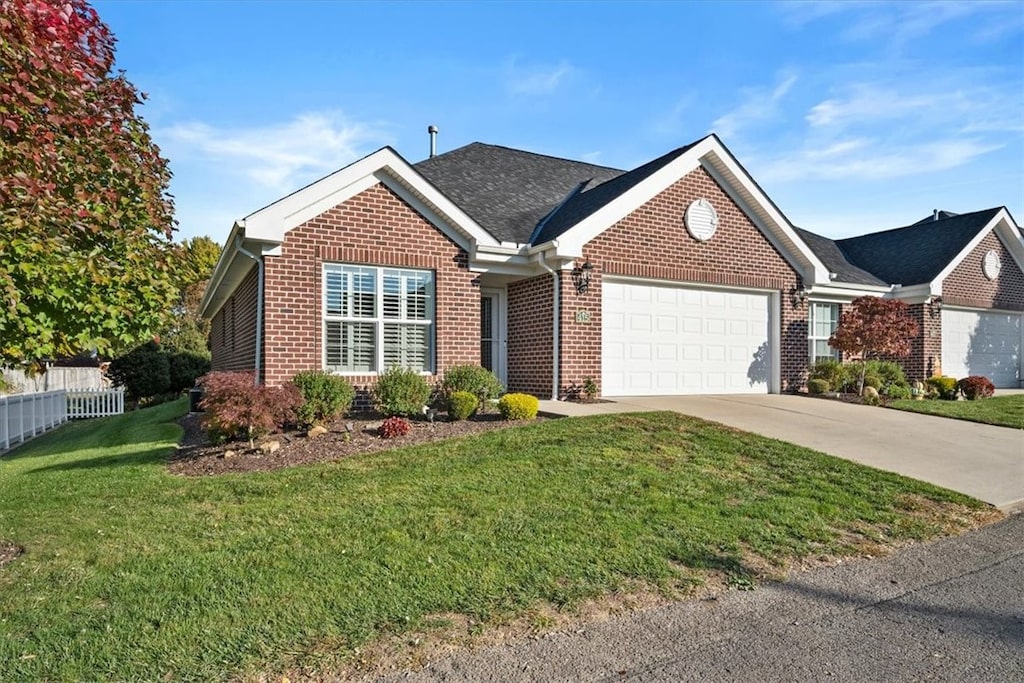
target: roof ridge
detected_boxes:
[461,141,626,173]
[838,207,1002,244]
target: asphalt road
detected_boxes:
[377,514,1024,682]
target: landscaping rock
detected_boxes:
[862,386,879,399]
[307,425,328,439]
[259,440,281,454]
[222,449,237,459]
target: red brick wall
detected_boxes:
[260,182,479,396]
[507,273,554,397]
[210,266,259,373]
[563,165,806,395]
[942,231,1024,311]
[901,303,942,382]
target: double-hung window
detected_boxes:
[323,264,434,374]
[809,302,840,363]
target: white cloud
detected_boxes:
[758,137,1001,183]
[711,71,798,140]
[505,59,575,96]
[159,111,391,193]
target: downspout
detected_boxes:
[234,237,264,386]
[538,254,560,400]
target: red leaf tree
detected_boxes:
[828,296,921,393]
[0,0,178,368]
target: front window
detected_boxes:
[809,302,840,363]
[324,264,434,373]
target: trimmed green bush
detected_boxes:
[884,383,912,400]
[866,360,907,392]
[926,376,959,400]
[447,391,479,421]
[863,374,882,390]
[807,378,830,394]
[498,393,539,420]
[809,358,844,391]
[374,366,431,417]
[109,341,170,401]
[440,364,504,411]
[292,371,355,428]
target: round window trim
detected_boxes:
[685,198,719,242]
[983,250,1001,280]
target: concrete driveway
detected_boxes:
[546,395,1024,510]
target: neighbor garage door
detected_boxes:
[942,308,1022,388]
[602,280,771,396]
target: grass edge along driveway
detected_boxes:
[888,393,1024,429]
[0,399,997,681]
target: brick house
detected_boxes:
[200,134,1024,398]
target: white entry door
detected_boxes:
[942,308,1022,388]
[480,289,507,386]
[602,280,772,396]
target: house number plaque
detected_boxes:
[575,310,592,324]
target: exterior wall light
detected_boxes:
[571,261,594,295]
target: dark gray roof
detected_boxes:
[836,208,1002,286]
[793,227,888,286]
[531,141,701,244]
[414,143,623,243]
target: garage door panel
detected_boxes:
[942,309,1021,388]
[602,281,770,396]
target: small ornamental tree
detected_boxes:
[198,372,302,447]
[828,296,920,394]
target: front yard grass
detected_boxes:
[889,394,1024,429]
[0,399,995,681]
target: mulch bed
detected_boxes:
[170,412,546,477]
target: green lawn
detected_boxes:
[0,399,993,681]
[889,394,1024,429]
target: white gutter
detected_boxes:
[234,237,264,386]
[537,255,560,401]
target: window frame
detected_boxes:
[322,263,435,375]
[808,301,841,363]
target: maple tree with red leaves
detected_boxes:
[828,295,921,393]
[0,0,178,368]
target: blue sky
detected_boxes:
[95,0,1024,243]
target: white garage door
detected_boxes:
[942,308,1022,388]
[602,281,771,396]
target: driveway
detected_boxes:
[611,395,1023,510]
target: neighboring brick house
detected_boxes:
[200,135,1024,399]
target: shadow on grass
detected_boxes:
[23,445,176,474]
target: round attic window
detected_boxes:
[983,250,1001,280]
[685,198,719,242]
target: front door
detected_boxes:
[480,289,506,386]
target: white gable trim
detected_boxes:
[242,147,498,249]
[551,136,830,285]
[930,208,1024,295]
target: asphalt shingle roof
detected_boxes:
[836,208,1002,286]
[414,143,624,243]
[793,227,888,286]
[531,141,701,245]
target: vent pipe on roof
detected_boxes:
[933,209,939,221]
[428,124,439,158]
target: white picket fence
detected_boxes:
[0,388,125,452]
[66,388,125,419]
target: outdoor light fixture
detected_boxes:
[928,296,943,316]
[790,286,809,308]
[571,261,594,295]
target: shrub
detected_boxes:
[582,376,599,401]
[374,366,431,417]
[167,351,210,394]
[863,374,882,390]
[884,383,912,400]
[958,376,995,401]
[925,376,959,401]
[498,393,539,420]
[292,371,355,428]
[440,364,504,411]
[199,371,302,445]
[108,341,170,401]
[809,358,843,391]
[865,360,907,393]
[378,416,411,439]
[447,390,478,421]
[807,378,830,394]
